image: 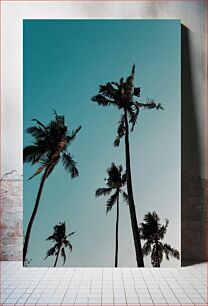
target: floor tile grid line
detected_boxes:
[186,265,208,287]
[146,269,176,304]
[74,268,91,304]
[129,268,141,305]
[87,268,94,305]
[182,266,208,303]
[0,267,22,305]
[188,285,208,302]
[172,268,206,289]
[53,265,77,305]
[112,268,122,304]
[154,271,180,303]
[102,268,114,305]
[112,270,118,305]
[159,279,184,303]
[169,269,190,285]
[181,267,204,283]
[100,266,104,305]
[137,269,154,305]
[131,269,145,304]
[191,265,207,278]
[19,268,55,304]
[167,269,193,303]
[161,271,190,305]
[121,268,129,305]
[168,269,206,305]
[15,267,50,305]
[0,262,20,292]
[151,268,183,305]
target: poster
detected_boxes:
[23,20,181,267]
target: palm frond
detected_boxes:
[106,163,124,188]
[53,110,65,127]
[62,153,79,178]
[68,126,82,142]
[106,162,118,176]
[67,231,76,237]
[122,191,128,203]
[158,219,169,240]
[138,99,164,111]
[156,103,164,110]
[131,63,135,75]
[118,165,123,173]
[61,247,66,265]
[32,119,47,131]
[140,211,160,240]
[46,234,56,241]
[133,87,141,97]
[91,94,114,107]
[114,114,125,147]
[106,190,119,213]
[121,172,127,185]
[95,187,112,197]
[128,102,139,132]
[142,241,152,256]
[28,164,46,180]
[44,245,57,260]
[163,243,180,260]
[23,145,45,164]
[117,114,125,137]
[111,81,119,89]
[125,64,135,94]
[99,82,118,100]
[64,240,72,252]
[26,126,47,141]
[114,135,121,147]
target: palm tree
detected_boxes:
[139,211,180,267]
[95,163,128,267]
[91,65,163,267]
[45,222,75,267]
[23,111,81,264]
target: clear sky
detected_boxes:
[23,19,181,267]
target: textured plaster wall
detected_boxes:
[0,1,207,264]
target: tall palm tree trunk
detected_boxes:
[124,109,144,267]
[23,166,50,264]
[54,246,61,267]
[115,194,119,267]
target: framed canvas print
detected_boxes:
[23,19,181,267]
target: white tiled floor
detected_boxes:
[0,261,207,305]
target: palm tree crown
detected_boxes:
[95,163,128,213]
[95,163,128,267]
[24,110,81,180]
[92,64,163,147]
[139,212,180,267]
[45,222,75,267]
[23,111,81,264]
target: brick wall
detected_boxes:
[0,178,23,261]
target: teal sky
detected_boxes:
[23,20,181,267]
